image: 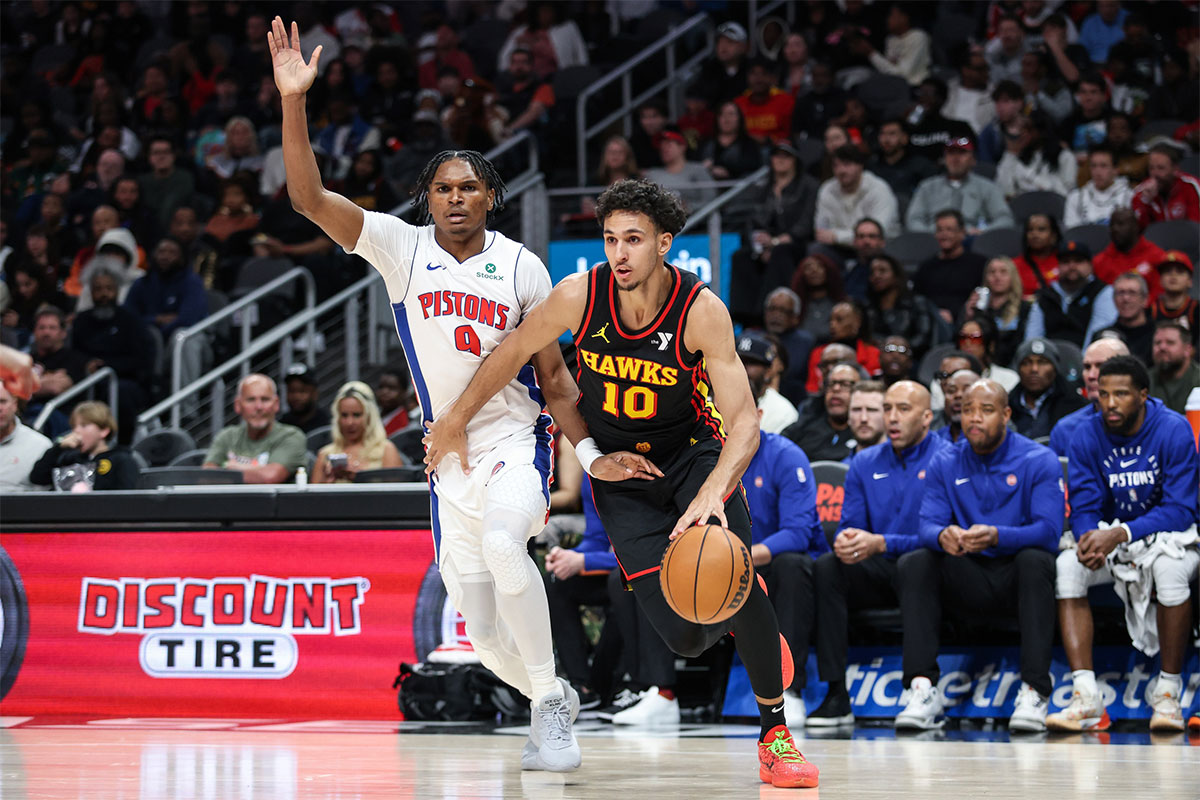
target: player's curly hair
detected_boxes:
[595,178,688,235]
[412,150,506,223]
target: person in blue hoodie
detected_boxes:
[900,379,1062,733]
[809,380,948,728]
[1049,356,1199,734]
[1047,336,1129,457]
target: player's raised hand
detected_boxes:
[422,418,470,475]
[267,16,322,98]
[590,451,664,482]
[670,483,729,539]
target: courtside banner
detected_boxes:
[724,647,1200,720]
[1,530,436,718]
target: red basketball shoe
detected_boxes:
[758,725,819,788]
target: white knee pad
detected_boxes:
[1055,549,1097,599]
[486,464,547,524]
[482,529,532,596]
[1150,552,1200,607]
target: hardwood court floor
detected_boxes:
[1,718,1196,799]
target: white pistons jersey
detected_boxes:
[349,209,553,469]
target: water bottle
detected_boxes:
[295,466,308,486]
[1186,387,1200,447]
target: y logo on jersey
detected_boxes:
[591,323,610,344]
[653,332,673,351]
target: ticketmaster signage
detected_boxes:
[724,647,1199,720]
[547,234,741,302]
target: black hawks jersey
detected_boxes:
[573,263,725,460]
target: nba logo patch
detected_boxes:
[490,461,506,478]
[918,470,926,480]
[796,468,806,483]
[755,476,764,488]
[1006,474,1018,486]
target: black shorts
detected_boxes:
[589,438,752,581]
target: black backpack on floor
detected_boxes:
[394,662,529,721]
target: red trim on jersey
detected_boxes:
[574,267,600,345]
[674,280,706,369]
[609,265,682,340]
[624,563,662,581]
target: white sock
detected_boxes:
[910,676,932,691]
[1072,669,1097,699]
[527,658,562,703]
[1157,671,1182,695]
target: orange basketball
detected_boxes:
[660,524,753,624]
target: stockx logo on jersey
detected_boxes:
[1102,445,1162,517]
[477,262,503,281]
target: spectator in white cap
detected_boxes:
[737,331,798,434]
[693,21,749,107]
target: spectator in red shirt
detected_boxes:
[1092,207,1165,300]
[734,58,794,143]
[418,26,476,90]
[805,300,881,393]
[1151,251,1198,331]
[1131,143,1200,227]
[1013,213,1062,292]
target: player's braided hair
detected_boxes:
[595,178,688,235]
[412,150,507,223]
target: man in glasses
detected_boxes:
[906,136,1013,234]
[783,361,862,462]
[1048,336,1128,457]
[1096,273,1155,364]
[879,335,915,385]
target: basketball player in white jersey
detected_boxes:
[269,17,657,771]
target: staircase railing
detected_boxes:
[33,366,118,433]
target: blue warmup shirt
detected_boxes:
[919,431,1063,555]
[840,432,950,557]
[1049,403,1097,457]
[578,474,618,572]
[1066,398,1199,541]
[744,431,829,558]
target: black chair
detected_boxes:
[1144,220,1200,267]
[1134,119,1186,145]
[390,424,427,465]
[855,74,911,117]
[972,161,998,180]
[167,448,209,467]
[916,342,961,387]
[1008,191,1066,224]
[1180,153,1200,180]
[1047,339,1084,385]
[306,425,333,454]
[1063,224,1111,256]
[883,232,939,272]
[971,226,1022,260]
[353,466,428,483]
[141,467,244,488]
[133,429,198,467]
[809,460,849,548]
[792,138,825,172]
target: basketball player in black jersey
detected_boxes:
[425,179,819,789]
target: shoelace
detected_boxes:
[539,699,573,746]
[764,731,806,763]
[612,689,639,709]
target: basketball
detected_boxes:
[660,524,753,624]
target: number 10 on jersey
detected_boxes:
[601,382,658,419]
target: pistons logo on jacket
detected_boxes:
[1101,445,1162,517]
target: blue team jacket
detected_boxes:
[1067,398,1200,541]
[744,431,830,558]
[840,432,950,556]
[1049,402,1096,457]
[578,474,618,572]
[919,431,1063,555]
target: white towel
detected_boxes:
[1101,520,1200,656]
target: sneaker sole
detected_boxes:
[759,765,819,788]
[1008,718,1047,733]
[895,716,945,731]
[806,714,855,728]
[1046,711,1110,732]
[1149,717,1185,732]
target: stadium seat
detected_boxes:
[133,429,198,467]
[1046,339,1084,385]
[390,424,427,465]
[884,231,939,272]
[970,226,1022,260]
[306,425,332,453]
[167,449,208,467]
[141,467,244,488]
[809,460,849,547]
[916,342,959,387]
[792,137,825,172]
[1063,223,1111,256]
[1008,191,1065,224]
[1144,220,1200,266]
[1134,119,1186,145]
[1180,153,1200,179]
[353,467,429,483]
[855,74,911,118]
[930,12,977,68]
[972,161,998,180]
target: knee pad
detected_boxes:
[1150,556,1196,607]
[482,529,532,596]
[1054,549,1091,600]
[486,464,548,524]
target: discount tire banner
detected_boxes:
[1,529,440,718]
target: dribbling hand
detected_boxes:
[267,17,322,98]
[670,483,729,540]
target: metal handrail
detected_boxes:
[385,130,539,218]
[678,165,770,300]
[170,266,316,405]
[140,275,377,437]
[575,13,712,184]
[33,367,118,433]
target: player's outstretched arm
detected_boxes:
[671,291,760,536]
[269,16,363,251]
[422,275,586,473]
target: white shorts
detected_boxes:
[430,431,553,576]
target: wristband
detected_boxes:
[574,437,603,477]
